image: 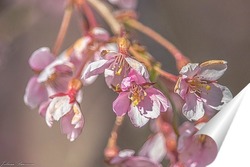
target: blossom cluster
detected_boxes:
[24,0,233,166]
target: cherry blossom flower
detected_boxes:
[45,79,84,141]
[113,70,169,127]
[110,149,162,167]
[24,47,74,109]
[174,60,233,121]
[177,122,217,167]
[83,47,149,89]
[24,47,54,108]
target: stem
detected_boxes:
[87,0,122,34]
[82,0,98,28]
[154,68,178,83]
[105,116,124,159]
[52,2,73,56]
[123,19,190,70]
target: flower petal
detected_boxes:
[179,63,200,78]
[91,27,110,41]
[24,76,48,109]
[198,60,227,81]
[139,133,167,163]
[200,83,232,110]
[138,93,160,119]
[147,88,169,112]
[82,59,112,80]
[38,101,50,118]
[60,107,84,141]
[126,57,150,81]
[45,96,72,127]
[174,78,189,99]
[128,105,150,127]
[110,149,135,165]
[29,47,55,71]
[108,0,138,9]
[182,93,205,121]
[104,68,126,88]
[113,92,130,116]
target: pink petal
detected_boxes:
[91,27,110,41]
[138,94,161,119]
[179,135,217,167]
[200,83,232,110]
[110,149,135,164]
[174,78,189,99]
[126,69,147,85]
[198,60,227,81]
[177,122,197,152]
[126,57,150,81]
[147,88,169,112]
[128,105,150,127]
[104,68,127,88]
[108,0,138,9]
[24,76,48,109]
[182,93,205,121]
[60,108,84,141]
[82,59,112,80]
[179,63,200,78]
[38,101,50,118]
[113,92,130,116]
[139,133,166,163]
[29,47,55,71]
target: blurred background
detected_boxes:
[1,0,250,166]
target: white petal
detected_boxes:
[198,60,227,81]
[82,59,110,80]
[125,57,150,80]
[45,96,72,126]
[180,63,199,78]
[182,94,205,121]
[128,105,150,127]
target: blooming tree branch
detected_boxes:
[23,0,233,166]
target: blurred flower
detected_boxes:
[177,122,217,167]
[110,149,162,167]
[113,70,169,127]
[174,60,233,121]
[46,79,84,141]
[24,47,74,109]
[139,133,166,163]
[108,0,138,9]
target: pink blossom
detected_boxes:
[110,149,162,167]
[177,122,217,167]
[45,88,84,141]
[69,27,113,85]
[108,0,138,9]
[113,70,169,127]
[24,47,74,109]
[24,47,55,108]
[174,60,233,121]
[83,49,149,89]
[139,133,166,163]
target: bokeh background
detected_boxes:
[1,0,250,166]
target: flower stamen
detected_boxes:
[129,83,147,106]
